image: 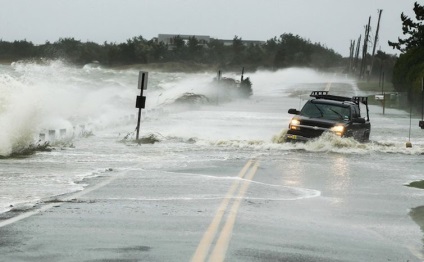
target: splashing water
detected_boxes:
[1,62,422,156]
[1,61,424,217]
[0,60,140,156]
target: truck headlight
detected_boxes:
[330,125,345,136]
[290,119,300,130]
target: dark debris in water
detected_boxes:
[137,134,161,144]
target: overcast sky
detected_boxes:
[0,0,419,56]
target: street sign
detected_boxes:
[138,71,148,90]
[136,71,148,109]
[375,94,384,100]
[136,95,146,109]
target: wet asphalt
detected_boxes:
[0,151,423,262]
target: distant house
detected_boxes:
[157,34,264,48]
[158,34,210,49]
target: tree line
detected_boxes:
[0,34,343,70]
[389,1,424,108]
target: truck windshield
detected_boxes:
[301,101,350,121]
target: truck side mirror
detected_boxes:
[288,108,300,115]
[353,117,366,124]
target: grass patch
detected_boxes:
[406,180,424,189]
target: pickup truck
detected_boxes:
[285,91,371,142]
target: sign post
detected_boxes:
[382,72,385,115]
[136,71,148,140]
[420,77,424,129]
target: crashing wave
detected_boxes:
[0,142,51,159]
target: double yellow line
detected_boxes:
[325,73,336,91]
[191,159,259,262]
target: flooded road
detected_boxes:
[0,62,424,261]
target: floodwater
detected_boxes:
[1,60,424,260]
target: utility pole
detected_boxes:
[354,35,361,73]
[376,67,386,115]
[360,16,371,79]
[369,9,383,80]
[349,40,355,73]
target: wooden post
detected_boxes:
[354,35,361,72]
[369,9,383,80]
[349,40,355,73]
[360,16,371,79]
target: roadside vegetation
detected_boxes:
[356,80,395,93]
[0,33,343,71]
[388,1,424,109]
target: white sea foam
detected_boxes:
[0,60,138,155]
[279,132,424,155]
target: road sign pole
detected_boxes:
[136,103,142,141]
[135,71,148,141]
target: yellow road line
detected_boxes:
[208,162,259,262]
[325,73,336,91]
[191,159,253,262]
[191,159,259,262]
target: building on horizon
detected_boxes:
[157,34,265,48]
